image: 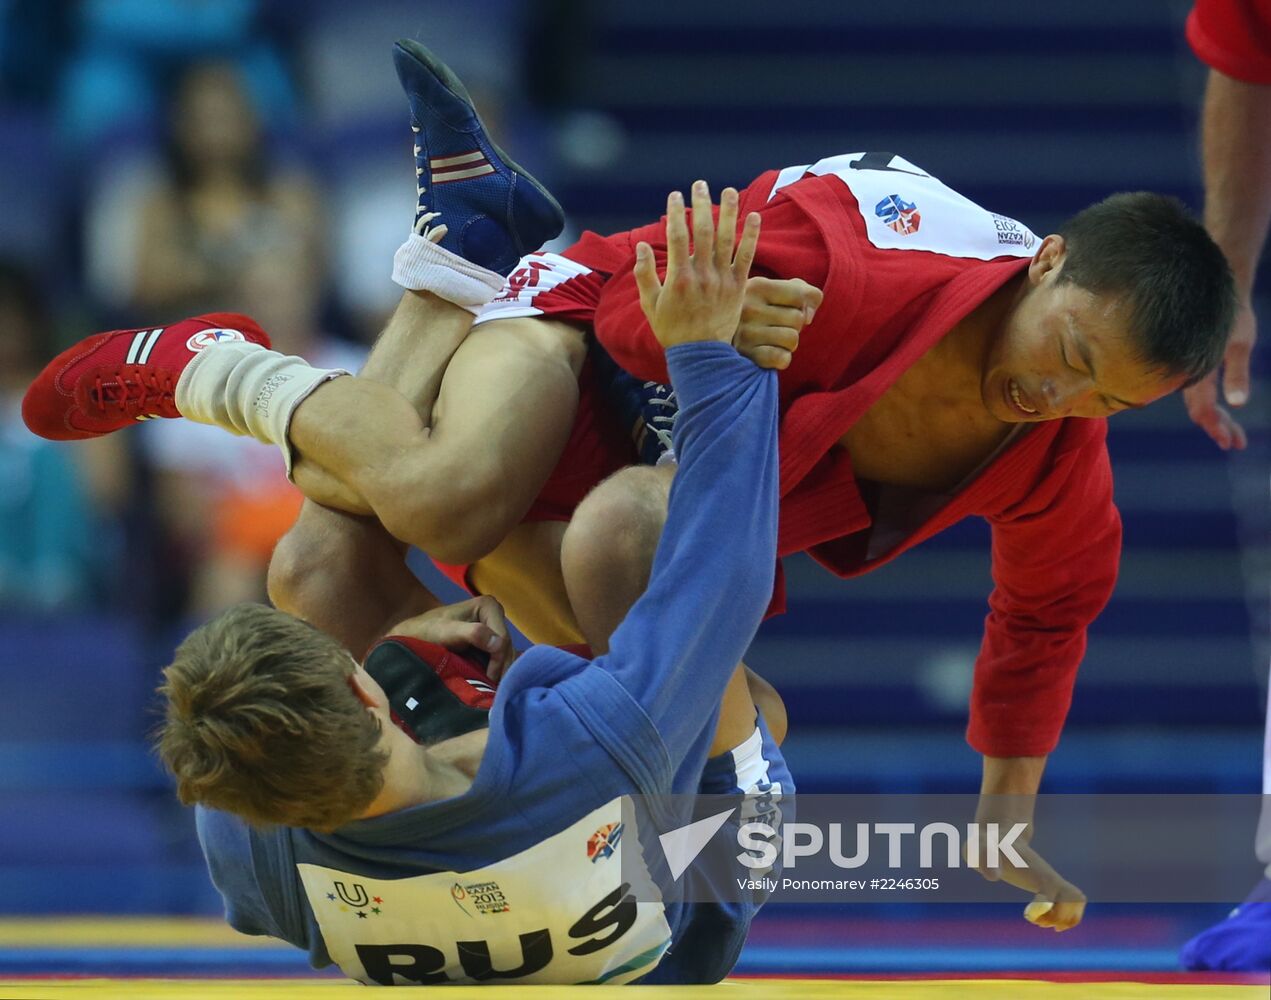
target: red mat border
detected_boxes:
[736,971,1271,985]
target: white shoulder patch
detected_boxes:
[769,152,1038,261]
[297,799,670,986]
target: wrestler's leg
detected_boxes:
[268,503,435,659]
[285,289,474,513]
[270,286,477,647]
[271,304,585,648]
[269,282,472,645]
[560,465,673,649]
[468,521,582,645]
[742,669,788,747]
[1180,671,1271,970]
[560,464,787,752]
[285,314,584,565]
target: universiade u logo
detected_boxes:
[334,881,370,907]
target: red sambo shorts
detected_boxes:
[430,238,639,592]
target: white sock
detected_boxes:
[392,232,506,315]
[174,342,348,474]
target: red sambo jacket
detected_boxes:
[580,153,1121,759]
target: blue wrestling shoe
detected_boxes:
[1180,876,1271,971]
[590,342,679,466]
[393,39,564,276]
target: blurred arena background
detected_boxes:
[0,0,1266,981]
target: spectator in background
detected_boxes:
[0,262,120,610]
[1179,0,1271,973]
[80,55,349,620]
[131,60,320,316]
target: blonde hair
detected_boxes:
[156,603,387,830]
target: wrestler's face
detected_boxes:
[982,235,1186,422]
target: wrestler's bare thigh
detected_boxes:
[469,521,582,645]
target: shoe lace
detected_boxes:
[643,382,678,421]
[412,126,448,243]
[639,382,678,460]
[413,210,447,243]
[89,367,177,418]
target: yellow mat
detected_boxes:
[2,920,1265,998]
[0,918,277,948]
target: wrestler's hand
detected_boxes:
[734,276,822,370]
[388,594,515,680]
[634,180,760,349]
[965,803,1087,932]
[1183,299,1255,450]
[972,837,1088,932]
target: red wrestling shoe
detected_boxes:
[22,313,270,440]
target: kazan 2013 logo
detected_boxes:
[875,194,921,235]
[586,822,624,862]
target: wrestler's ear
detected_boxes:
[347,671,380,709]
[1027,234,1067,286]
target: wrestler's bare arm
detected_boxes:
[1183,68,1271,449]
